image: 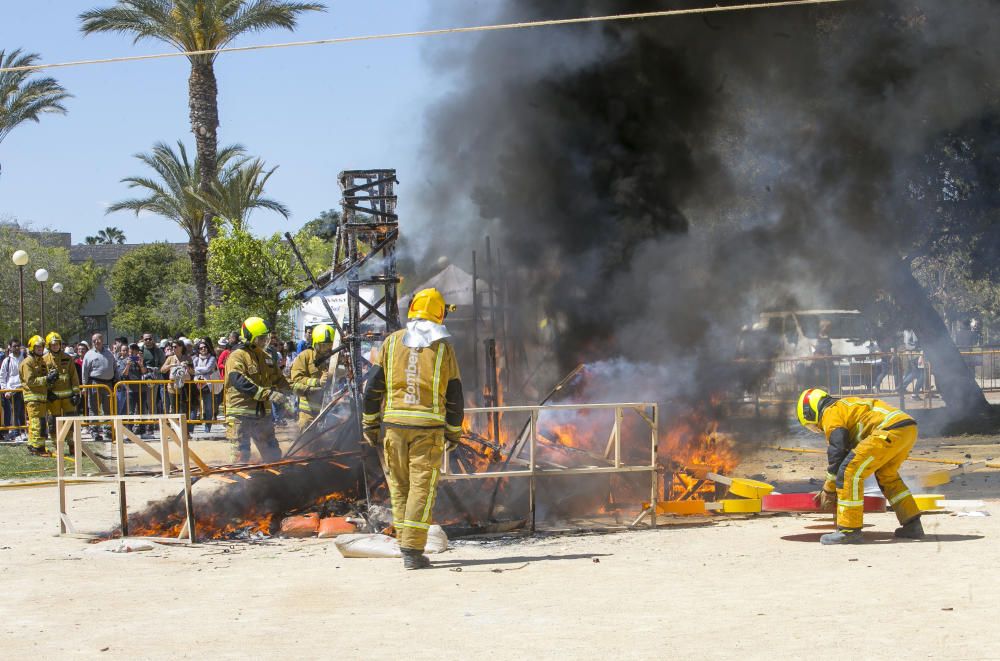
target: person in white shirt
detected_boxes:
[0,339,26,441]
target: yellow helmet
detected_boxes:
[408,288,455,325]
[45,331,63,347]
[27,335,45,352]
[797,388,830,433]
[239,317,270,344]
[312,323,339,348]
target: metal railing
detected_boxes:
[744,348,1000,407]
[440,402,659,531]
[113,379,227,427]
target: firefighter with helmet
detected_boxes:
[289,323,340,430]
[20,335,56,455]
[224,317,293,463]
[363,287,464,569]
[797,388,924,544]
[43,332,80,453]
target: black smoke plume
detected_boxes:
[417,0,1000,414]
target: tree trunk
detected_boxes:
[887,257,990,420]
[188,236,209,329]
[188,59,221,312]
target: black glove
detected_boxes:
[362,427,379,448]
[70,393,81,407]
[46,369,59,384]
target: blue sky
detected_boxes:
[0,0,487,243]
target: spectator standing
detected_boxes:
[139,333,166,436]
[897,329,925,399]
[82,334,117,441]
[217,332,238,380]
[0,339,26,441]
[192,341,221,432]
[161,340,194,429]
[267,332,285,426]
[115,343,145,429]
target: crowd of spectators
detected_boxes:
[0,327,304,441]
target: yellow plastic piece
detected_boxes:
[914,494,944,511]
[920,470,951,488]
[718,498,762,513]
[728,478,775,499]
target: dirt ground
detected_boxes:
[1,432,998,660]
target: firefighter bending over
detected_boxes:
[363,288,464,570]
[224,317,293,463]
[289,323,338,430]
[797,388,924,545]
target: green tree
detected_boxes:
[0,224,99,341]
[105,140,245,326]
[208,224,301,332]
[300,208,340,242]
[0,49,71,178]
[105,242,197,338]
[206,157,289,230]
[84,226,127,245]
[80,0,325,249]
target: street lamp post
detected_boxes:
[52,282,64,330]
[35,269,49,335]
[12,251,28,342]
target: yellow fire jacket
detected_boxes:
[224,344,290,418]
[819,397,915,481]
[362,329,463,439]
[289,348,329,416]
[43,350,80,400]
[19,353,50,403]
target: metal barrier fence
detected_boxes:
[1,384,116,437]
[113,379,226,428]
[440,402,659,532]
[748,348,1000,406]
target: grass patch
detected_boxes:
[0,445,99,480]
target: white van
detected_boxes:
[748,310,880,389]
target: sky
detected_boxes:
[0,0,489,244]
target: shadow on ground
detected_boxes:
[781,532,984,543]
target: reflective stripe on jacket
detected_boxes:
[19,354,50,403]
[224,345,290,418]
[289,348,327,414]
[43,351,80,400]
[363,329,463,433]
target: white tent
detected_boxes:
[402,264,493,319]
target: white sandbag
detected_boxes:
[334,526,449,558]
[425,524,449,553]
[85,538,158,554]
[335,533,400,558]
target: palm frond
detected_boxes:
[0,49,72,143]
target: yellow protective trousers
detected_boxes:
[297,411,314,432]
[383,426,444,551]
[25,401,48,450]
[48,398,76,417]
[836,424,920,530]
[226,416,281,463]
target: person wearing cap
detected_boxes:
[139,333,166,435]
[362,288,464,570]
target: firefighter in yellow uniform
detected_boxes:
[20,335,55,455]
[363,288,464,570]
[43,332,80,452]
[797,388,923,544]
[289,324,338,430]
[224,317,293,463]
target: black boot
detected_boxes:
[401,547,431,570]
[894,516,925,539]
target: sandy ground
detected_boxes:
[1,434,999,660]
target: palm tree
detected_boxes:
[107,140,288,325]
[0,49,72,178]
[79,0,324,247]
[205,157,289,230]
[106,140,246,325]
[85,226,128,244]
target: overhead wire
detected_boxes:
[0,0,853,74]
